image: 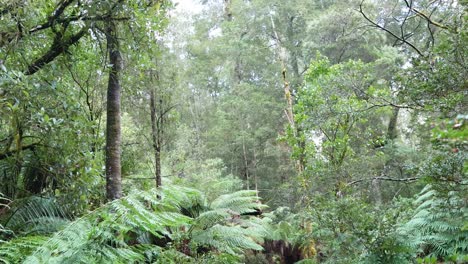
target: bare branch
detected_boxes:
[403,1,453,32]
[347,176,420,186]
[156,104,179,123]
[359,0,425,57]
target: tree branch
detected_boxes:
[28,0,76,34]
[347,176,420,186]
[359,0,424,57]
[0,143,39,160]
[403,0,453,32]
[25,28,87,75]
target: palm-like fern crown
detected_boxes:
[190,190,268,256]
[401,183,467,261]
[0,186,268,263]
[4,196,72,236]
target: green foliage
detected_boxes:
[0,186,266,263]
[264,207,304,243]
[189,190,267,257]
[290,53,398,201]
[0,193,11,241]
[170,158,243,201]
[0,235,49,264]
[400,153,467,262]
[304,196,415,264]
[191,225,263,255]
[361,197,416,264]
[258,198,416,263]
[3,196,71,236]
[431,115,468,151]
[1,0,466,263]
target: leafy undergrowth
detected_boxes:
[0,186,267,264]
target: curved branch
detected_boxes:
[28,0,76,34]
[403,0,453,32]
[359,0,424,57]
[0,143,39,160]
[347,176,420,186]
[25,28,87,75]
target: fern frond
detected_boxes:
[193,209,230,229]
[152,248,193,264]
[211,190,265,214]
[400,183,467,260]
[161,186,205,210]
[4,196,71,235]
[0,235,49,264]
[191,224,263,255]
[22,187,194,263]
[2,186,269,263]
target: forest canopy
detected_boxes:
[0,0,466,263]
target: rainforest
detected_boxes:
[0,0,466,263]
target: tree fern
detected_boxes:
[399,152,467,262]
[191,225,263,255]
[187,190,267,257]
[23,187,194,264]
[401,184,467,262]
[210,190,265,214]
[3,196,72,235]
[0,186,267,263]
[193,210,231,230]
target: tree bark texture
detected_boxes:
[105,20,123,201]
[150,89,162,188]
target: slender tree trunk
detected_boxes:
[373,107,400,205]
[287,15,300,86]
[387,107,400,141]
[371,178,382,206]
[150,89,162,188]
[285,15,306,174]
[270,13,305,174]
[253,147,258,195]
[242,137,249,190]
[188,93,202,150]
[234,56,242,84]
[155,149,161,187]
[269,14,294,129]
[105,20,123,201]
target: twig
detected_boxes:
[347,176,420,186]
[358,0,424,57]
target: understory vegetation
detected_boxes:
[0,0,467,263]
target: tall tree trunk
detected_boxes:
[150,89,162,188]
[269,13,305,174]
[373,107,400,205]
[287,15,300,86]
[242,137,250,190]
[253,147,259,197]
[105,20,123,201]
